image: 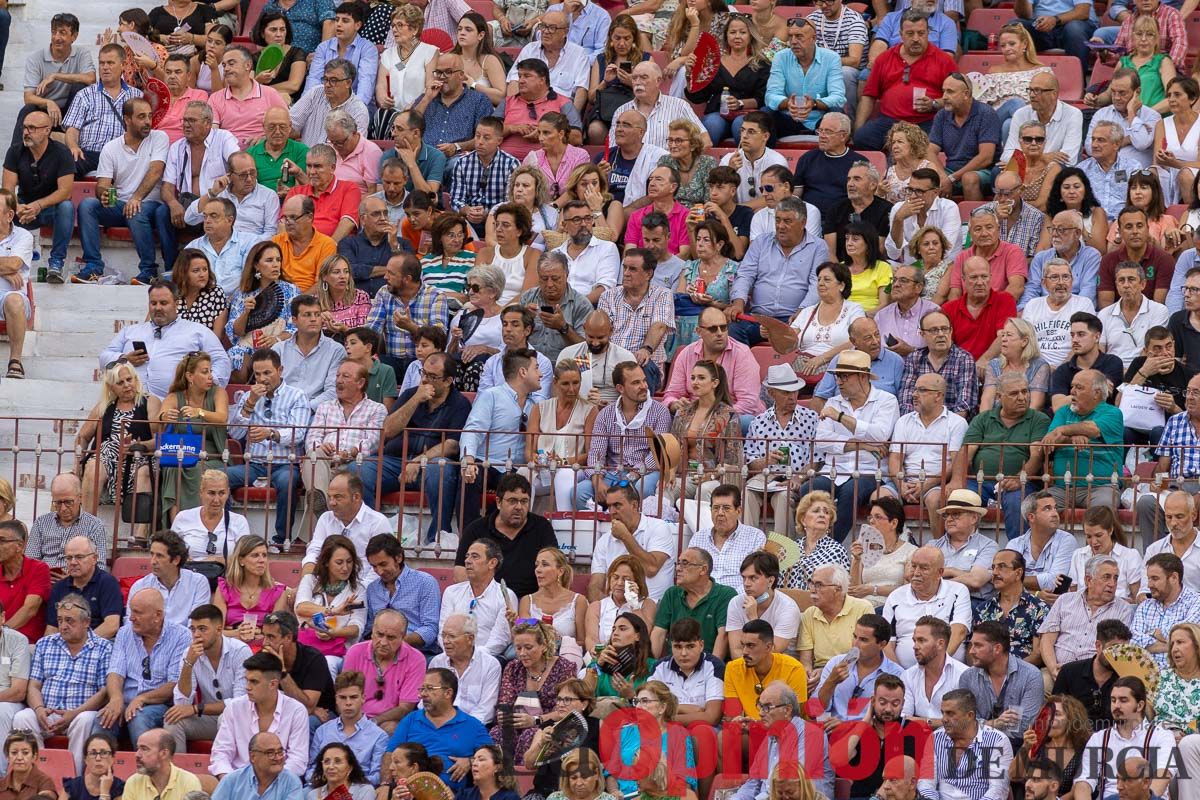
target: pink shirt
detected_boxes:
[208,692,309,777]
[158,87,210,143]
[948,240,1028,294]
[334,135,383,193]
[663,337,767,416]
[343,639,424,718]
[209,81,288,148]
[625,202,690,254]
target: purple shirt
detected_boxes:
[874,297,942,350]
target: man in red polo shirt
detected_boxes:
[943,256,1017,366]
[0,520,50,643]
[284,143,361,241]
[853,11,956,151]
[947,206,1028,303]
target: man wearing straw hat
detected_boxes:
[743,365,819,536]
[929,488,998,613]
[794,350,897,544]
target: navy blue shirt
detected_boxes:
[46,569,124,631]
[793,147,865,211]
[384,387,472,458]
[929,100,1002,173]
[422,88,498,148]
[337,231,412,297]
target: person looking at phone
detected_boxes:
[518,252,589,362]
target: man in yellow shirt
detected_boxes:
[122,729,206,800]
[272,195,336,292]
[797,564,874,692]
[723,619,808,720]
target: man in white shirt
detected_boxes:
[607,61,708,152]
[164,603,251,755]
[0,189,33,380]
[882,546,972,667]
[1141,490,1200,594]
[884,167,963,264]
[504,11,590,110]
[439,540,518,658]
[1085,68,1160,168]
[98,280,232,398]
[428,614,501,725]
[1021,257,1096,367]
[554,207,621,305]
[75,97,169,284]
[1001,72,1083,165]
[589,483,676,601]
[304,471,390,586]
[718,113,787,210]
[184,151,281,239]
[1100,261,1171,369]
[1072,677,1177,800]
[900,614,970,727]
[648,618,724,726]
[557,311,636,405]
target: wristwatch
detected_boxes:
[454,143,463,154]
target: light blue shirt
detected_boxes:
[817,653,904,720]
[187,231,260,295]
[874,9,959,53]
[477,346,554,402]
[1020,244,1102,309]
[1029,0,1097,23]
[1167,247,1197,315]
[364,565,441,653]
[228,382,313,461]
[460,383,536,465]
[814,348,906,400]
[109,621,191,703]
[1007,528,1077,591]
[1088,105,1161,168]
[1078,154,1139,220]
[731,717,833,800]
[185,183,282,238]
[126,570,214,628]
[305,35,380,106]
[212,764,304,800]
[546,2,612,56]
[273,335,344,410]
[731,233,825,317]
[764,46,846,131]
[308,715,389,784]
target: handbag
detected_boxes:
[158,422,203,468]
[185,508,230,592]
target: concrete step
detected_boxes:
[2,356,102,383]
[30,283,149,314]
[0,377,96,417]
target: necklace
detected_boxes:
[528,659,550,682]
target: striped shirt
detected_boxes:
[449,150,520,212]
[1038,590,1134,664]
[30,631,112,709]
[62,81,144,153]
[420,251,475,295]
[228,382,313,462]
[26,511,108,570]
[305,396,388,455]
[1131,587,1200,667]
[919,725,1013,800]
[109,622,191,703]
[806,7,869,68]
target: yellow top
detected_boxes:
[797,595,876,670]
[121,765,202,800]
[724,651,809,719]
[848,260,893,312]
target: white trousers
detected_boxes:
[12,707,98,775]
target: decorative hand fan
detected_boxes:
[406,773,454,800]
[735,313,799,354]
[530,710,591,766]
[688,32,722,93]
[457,307,484,343]
[856,525,886,570]
[421,29,455,52]
[144,78,172,128]
[122,31,160,63]
[1030,702,1056,758]
[256,44,285,74]
[765,533,801,572]
[1103,642,1160,698]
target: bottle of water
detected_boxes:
[536,449,548,468]
[720,87,731,116]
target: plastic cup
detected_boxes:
[243,613,258,629]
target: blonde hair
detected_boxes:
[883,122,929,161]
[559,748,605,797]
[768,764,819,800]
[1170,622,1200,669]
[564,163,612,205]
[224,536,275,592]
[998,317,1044,369]
[200,469,229,489]
[997,23,1042,67]
[1132,13,1160,44]
[0,478,13,518]
[537,547,574,589]
[509,165,552,209]
[316,254,357,312]
[724,13,768,66]
[167,351,213,395]
[637,680,679,722]
[100,362,149,407]
[391,3,424,34]
[795,490,837,529]
[668,119,706,159]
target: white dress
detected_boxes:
[535,397,593,510]
[491,245,531,305]
[1163,113,1200,203]
[381,41,440,110]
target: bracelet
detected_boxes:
[194,703,202,717]
[836,411,845,423]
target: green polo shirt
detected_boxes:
[248,138,310,190]
[653,581,738,653]
[963,407,1051,478]
[367,359,398,404]
[1049,402,1124,487]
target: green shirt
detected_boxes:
[1049,402,1124,487]
[367,360,398,403]
[248,138,310,189]
[964,407,1050,478]
[653,581,738,653]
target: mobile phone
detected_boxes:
[540,305,555,313]
[619,62,632,72]
[885,334,899,347]
[132,340,148,353]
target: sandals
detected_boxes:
[5,360,23,380]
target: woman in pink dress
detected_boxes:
[213,536,290,651]
[522,112,591,199]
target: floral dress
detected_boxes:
[916,257,951,301]
[658,154,717,206]
[180,286,229,332]
[488,656,578,763]
[672,258,737,355]
[973,591,1049,660]
[225,281,302,371]
[968,66,1052,108]
[1153,668,1200,734]
[634,0,680,51]
[881,159,935,204]
[670,400,743,493]
[784,536,850,590]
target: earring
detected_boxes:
[254,271,261,279]
[321,281,329,292]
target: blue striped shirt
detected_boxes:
[62,81,144,153]
[109,622,192,703]
[228,382,313,462]
[1131,586,1200,667]
[919,725,1013,800]
[365,565,442,653]
[30,631,112,709]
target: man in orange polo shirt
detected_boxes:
[273,195,337,292]
[284,143,361,241]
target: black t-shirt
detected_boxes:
[1049,353,1127,398]
[4,140,74,207]
[147,4,218,42]
[823,196,895,260]
[455,510,560,597]
[793,147,864,211]
[1052,656,1114,727]
[845,720,925,798]
[291,642,336,711]
[1124,356,1197,412]
[728,204,753,240]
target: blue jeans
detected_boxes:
[94,702,166,745]
[968,478,1029,544]
[78,197,166,277]
[226,461,302,541]
[1019,18,1097,70]
[1093,25,1120,44]
[643,360,662,396]
[19,201,74,268]
[151,203,181,275]
[995,98,1024,148]
[729,315,789,346]
[701,112,748,145]
[0,8,10,76]
[573,470,661,510]
[795,475,878,543]
[355,455,459,542]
